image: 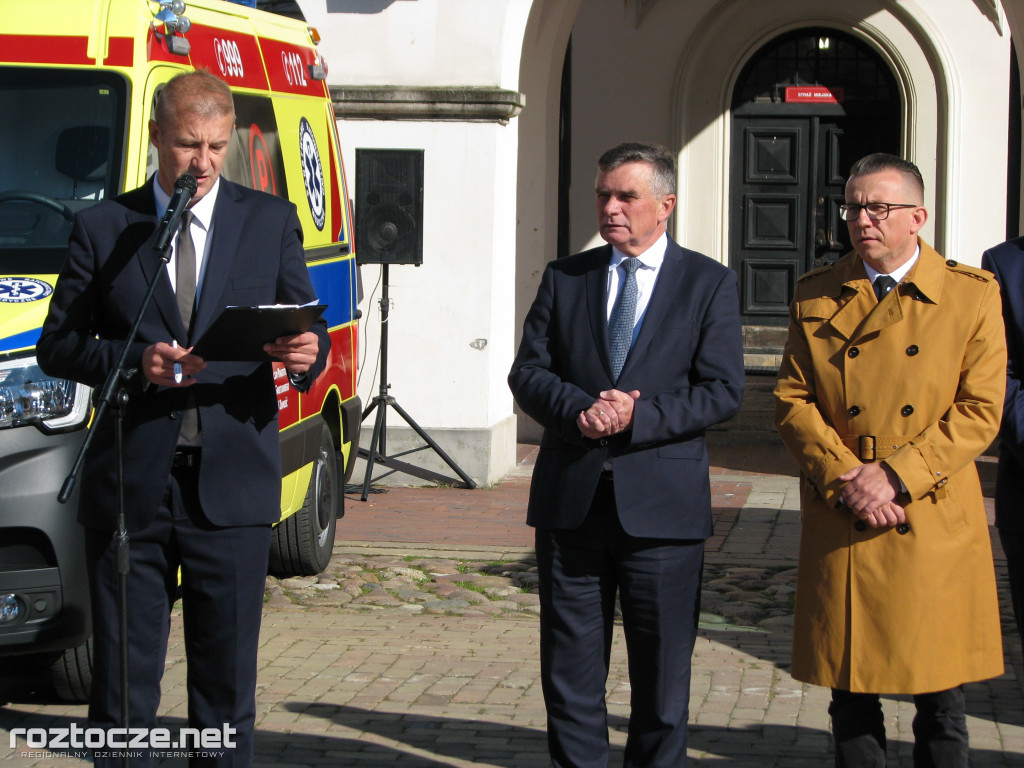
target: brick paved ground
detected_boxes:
[2,441,1023,767]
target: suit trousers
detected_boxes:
[535,474,704,768]
[829,687,968,768]
[999,528,1024,654]
[85,457,272,768]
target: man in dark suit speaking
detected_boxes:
[37,71,329,767]
[508,142,744,767]
[982,237,1024,654]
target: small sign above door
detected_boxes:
[785,86,845,104]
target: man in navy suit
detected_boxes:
[982,238,1024,651]
[37,71,329,767]
[508,142,744,767]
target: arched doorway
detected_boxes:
[730,28,901,324]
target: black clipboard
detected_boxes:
[191,304,327,361]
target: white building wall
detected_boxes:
[298,0,532,484]
[300,0,1016,478]
[336,121,518,425]
[907,1,1011,260]
[301,0,528,89]
[565,0,1011,266]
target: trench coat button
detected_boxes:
[854,520,867,532]
[906,344,919,356]
[946,259,958,267]
[599,438,608,447]
[901,405,914,417]
[848,405,861,417]
[170,411,180,421]
[897,523,911,535]
[848,347,860,358]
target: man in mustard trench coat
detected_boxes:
[774,153,1006,767]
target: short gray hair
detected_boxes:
[155,69,235,128]
[598,142,676,198]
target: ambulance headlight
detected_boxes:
[0,356,91,432]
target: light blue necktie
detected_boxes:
[608,257,640,380]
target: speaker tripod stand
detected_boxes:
[358,263,476,501]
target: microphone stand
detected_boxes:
[59,239,176,768]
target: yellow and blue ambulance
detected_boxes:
[0,0,361,700]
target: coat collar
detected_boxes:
[825,238,942,341]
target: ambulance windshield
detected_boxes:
[0,67,125,271]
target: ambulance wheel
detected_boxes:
[50,638,92,703]
[269,424,338,576]
[0,190,74,222]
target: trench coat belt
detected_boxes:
[840,434,913,462]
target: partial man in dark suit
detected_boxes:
[508,142,744,767]
[37,70,329,768]
[982,237,1024,651]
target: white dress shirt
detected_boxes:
[605,232,668,345]
[863,245,919,291]
[153,175,220,304]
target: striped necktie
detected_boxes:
[608,258,640,380]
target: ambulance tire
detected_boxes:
[50,638,92,703]
[269,424,338,576]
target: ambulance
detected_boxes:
[0,0,361,700]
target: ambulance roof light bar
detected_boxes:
[152,0,192,57]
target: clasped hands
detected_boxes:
[838,461,906,528]
[141,331,320,387]
[578,389,640,439]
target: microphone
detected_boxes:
[152,173,198,252]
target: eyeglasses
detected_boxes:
[839,202,918,221]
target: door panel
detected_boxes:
[731,118,809,319]
[811,122,851,269]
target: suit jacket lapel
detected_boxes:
[127,182,187,341]
[190,180,243,344]
[616,238,686,379]
[586,246,614,380]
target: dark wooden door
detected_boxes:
[811,119,850,270]
[730,115,859,322]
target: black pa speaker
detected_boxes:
[355,148,424,265]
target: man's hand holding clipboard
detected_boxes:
[190,304,327,366]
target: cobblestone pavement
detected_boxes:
[3,442,1024,766]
